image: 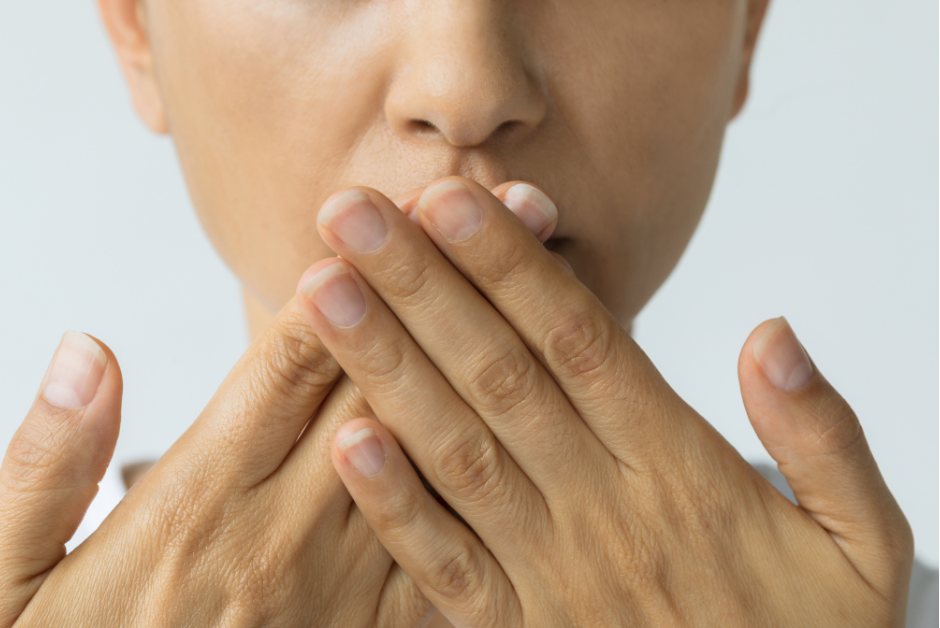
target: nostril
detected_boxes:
[411,119,436,132]
[494,119,526,142]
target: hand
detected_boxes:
[0,300,430,626]
[298,177,915,627]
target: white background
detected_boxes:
[1,2,937,567]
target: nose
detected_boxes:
[385,1,547,148]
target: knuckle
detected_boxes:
[473,236,531,287]
[357,334,411,386]
[1,417,75,492]
[807,388,863,456]
[259,313,340,396]
[468,344,539,415]
[372,484,425,537]
[434,429,502,503]
[427,538,482,606]
[544,305,616,381]
[373,254,435,306]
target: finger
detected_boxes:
[414,177,684,462]
[275,375,373,521]
[296,258,549,553]
[288,378,459,537]
[0,332,121,627]
[375,563,433,628]
[174,296,343,486]
[739,316,914,599]
[331,419,522,628]
[392,186,427,224]
[314,185,603,487]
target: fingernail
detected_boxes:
[317,190,388,253]
[753,317,814,391]
[338,428,386,478]
[43,331,108,409]
[503,183,558,241]
[301,263,367,327]
[418,180,482,241]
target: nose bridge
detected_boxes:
[386,0,546,148]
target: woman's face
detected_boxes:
[124,0,763,324]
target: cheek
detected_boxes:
[148,1,399,309]
[541,1,744,321]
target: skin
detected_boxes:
[308,180,914,626]
[0,303,434,627]
[110,0,760,331]
[0,0,915,626]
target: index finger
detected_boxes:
[172,297,343,487]
[169,185,434,490]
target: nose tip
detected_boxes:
[384,7,547,148]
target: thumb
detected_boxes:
[0,331,122,627]
[738,317,913,598]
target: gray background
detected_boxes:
[1,2,937,567]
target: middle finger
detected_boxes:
[313,186,607,491]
